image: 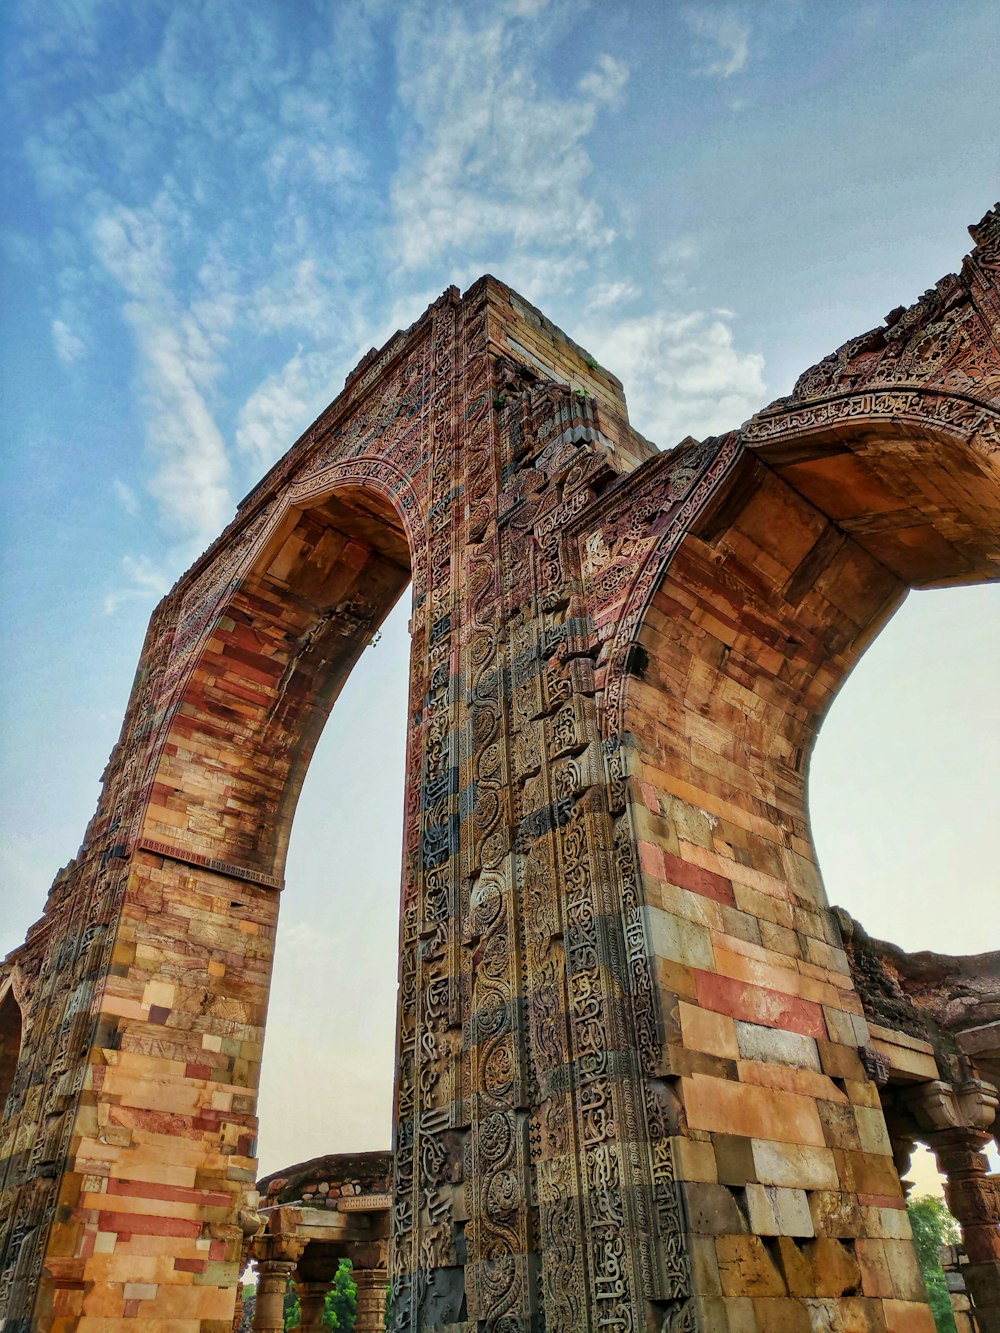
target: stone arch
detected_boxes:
[136,475,417,884]
[0,981,23,1120]
[608,402,1000,1322]
[2,216,998,1330]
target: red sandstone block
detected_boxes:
[858,1193,905,1210]
[97,1210,201,1238]
[185,1062,213,1080]
[640,781,660,812]
[638,840,665,878]
[174,1257,208,1273]
[662,851,735,905]
[107,1178,231,1208]
[694,970,826,1040]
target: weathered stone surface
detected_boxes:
[2,208,1000,1330]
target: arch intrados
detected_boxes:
[139,476,416,881]
[620,407,1000,932]
[613,406,1000,734]
[742,410,1000,590]
[249,473,420,584]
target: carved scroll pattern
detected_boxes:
[391,292,464,1327]
[494,373,675,1331]
[459,297,535,1331]
[743,387,1000,459]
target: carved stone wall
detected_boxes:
[1,207,998,1331]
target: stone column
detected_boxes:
[249,1225,306,1333]
[252,1258,297,1333]
[295,1279,331,1330]
[352,1266,388,1333]
[907,1080,1000,1332]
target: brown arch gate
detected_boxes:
[2,208,999,1331]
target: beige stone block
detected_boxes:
[662,794,716,849]
[716,1234,788,1297]
[751,1140,838,1191]
[805,1236,862,1298]
[854,1237,894,1299]
[881,1238,927,1302]
[799,1296,884,1331]
[645,905,716,970]
[809,1190,864,1238]
[823,1005,860,1045]
[864,1205,911,1240]
[748,1297,813,1331]
[737,1058,847,1105]
[722,1296,757,1333]
[882,1298,937,1332]
[123,1282,159,1301]
[732,881,795,930]
[759,920,801,958]
[673,1134,719,1183]
[771,1236,815,1297]
[684,1073,827,1147]
[853,1105,892,1156]
[680,1001,740,1059]
[688,1234,723,1297]
[744,1184,814,1237]
[870,1038,938,1081]
[735,1022,820,1070]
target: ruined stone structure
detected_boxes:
[248,1153,391,1332]
[2,206,999,1331]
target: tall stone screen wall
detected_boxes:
[1,207,999,1331]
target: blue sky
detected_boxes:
[2,0,998,1175]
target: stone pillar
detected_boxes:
[252,1259,297,1333]
[353,1266,388,1333]
[928,1133,1000,1330]
[907,1080,1000,1332]
[295,1279,331,1329]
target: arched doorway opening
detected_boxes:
[255,592,411,1177]
[0,985,22,1118]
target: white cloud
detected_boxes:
[113,478,140,516]
[578,307,767,446]
[236,348,338,470]
[51,317,85,364]
[389,4,625,279]
[578,53,629,104]
[683,6,751,78]
[103,553,172,615]
[92,199,234,543]
[585,279,641,312]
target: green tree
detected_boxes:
[238,1283,255,1333]
[906,1194,960,1333]
[281,1261,357,1329]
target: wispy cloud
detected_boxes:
[92,198,234,543]
[389,5,626,277]
[578,53,630,105]
[113,478,140,517]
[12,0,767,619]
[578,307,766,445]
[103,553,172,615]
[236,348,338,471]
[51,317,85,364]
[683,6,751,78]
